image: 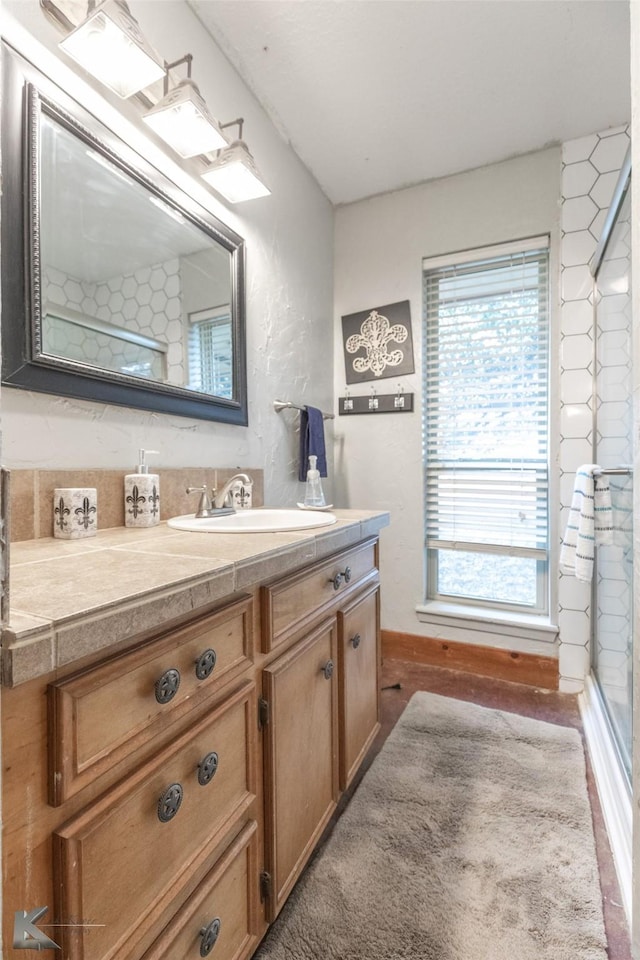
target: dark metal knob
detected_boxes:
[200,918,221,956]
[195,648,217,680]
[329,566,352,590]
[322,659,334,680]
[350,633,361,649]
[197,751,219,786]
[157,783,183,822]
[155,668,181,704]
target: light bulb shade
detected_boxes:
[59,0,165,98]
[201,140,271,203]
[143,78,228,158]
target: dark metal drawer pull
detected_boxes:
[195,648,217,680]
[350,633,361,649]
[322,659,334,680]
[197,751,219,786]
[329,565,352,590]
[200,918,221,956]
[154,668,181,704]
[157,783,183,822]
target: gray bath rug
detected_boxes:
[255,691,608,960]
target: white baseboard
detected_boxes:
[579,674,632,926]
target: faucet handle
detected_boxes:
[186,485,213,518]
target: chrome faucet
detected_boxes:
[213,473,253,509]
[185,485,218,518]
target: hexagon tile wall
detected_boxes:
[43,257,184,384]
[558,123,630,693]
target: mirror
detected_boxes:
[1,43,247,424]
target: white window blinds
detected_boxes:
[422,238,550,565]
[188,307,233,399]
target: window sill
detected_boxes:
[415,601,558,645]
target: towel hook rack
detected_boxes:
[273,399,335,420]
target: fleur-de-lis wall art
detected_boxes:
[341,300,414,384]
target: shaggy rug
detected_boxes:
[255,691,608,960]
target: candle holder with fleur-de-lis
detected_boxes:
[53,488,98,539]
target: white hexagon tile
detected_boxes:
[558,122,630,690]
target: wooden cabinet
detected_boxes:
[2,536,381,959]
[261,539,377,653]
[260,539,380,921]
[338,581,381,790]
[262,619,339,920]
[53,681,257,960]
[141,821,261,960]
[48,596,253,805]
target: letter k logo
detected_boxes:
[13,906,60,950]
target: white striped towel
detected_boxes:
[560,464,613,582]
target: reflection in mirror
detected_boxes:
[39,112,234,397]
[42,302,168,380]
[1,42,247,425]
[187,305,232,397]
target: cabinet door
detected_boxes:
[338,583,380,790]
[262,619,338,921]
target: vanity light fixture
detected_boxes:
[201,118,271,203]
[142,54,228,158]
[59,0,165,99]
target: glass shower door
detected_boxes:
[592,162,633,780]
[592,473,633,776]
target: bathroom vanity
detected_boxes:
[1,509,388,959]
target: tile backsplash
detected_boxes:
[9,468,264,542]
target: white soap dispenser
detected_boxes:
[303,455,326,508]
[124,449,160,528]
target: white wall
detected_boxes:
[334,149,562,655]
[1,1,334,506]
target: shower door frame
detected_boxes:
[580,144,632,925]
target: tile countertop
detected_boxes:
[1,509,390,687]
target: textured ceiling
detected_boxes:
[189,0,630,205]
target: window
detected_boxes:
[422,237,550,614]
[188,305,233,398]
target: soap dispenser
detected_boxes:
[124,449,160,528]
[303,455,326,508]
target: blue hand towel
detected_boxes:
[299,406,327,481]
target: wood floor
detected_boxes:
[345,658,632,959]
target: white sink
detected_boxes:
[167,508,337,534]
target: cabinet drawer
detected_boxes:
[48,595,253,805]
[142,821,261,960]
[53,681,257,960]
[261,539,377,653]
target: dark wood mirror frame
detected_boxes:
[1,41,248,425]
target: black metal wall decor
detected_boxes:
[341,300,415,384]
